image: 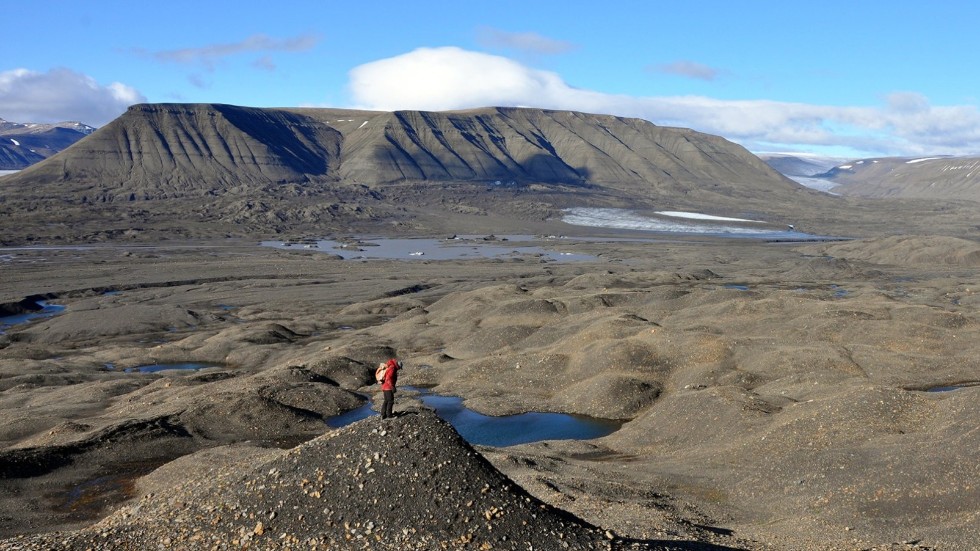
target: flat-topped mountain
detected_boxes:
[0,103,833,242]
[4,103,977,242]
[7,103,797,196]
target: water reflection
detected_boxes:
[0,300,66,333]
[121,362,224,373]
[325,399,375,428]
[417,392,621,447]
[926,383,978,392]
[326,387,621,447]
[263,235,596,262]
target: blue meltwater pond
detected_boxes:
[112,362,225,373]
[0,301,66,332]
[327,387,621,447]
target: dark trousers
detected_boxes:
[382,390,395,419]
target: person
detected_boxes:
[380,358,402,419]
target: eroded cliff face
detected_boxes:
[7,104,344,200]
[290,106,795,198]
[5,104,795,198]
[326,108,700,186]
[0,103,864,243]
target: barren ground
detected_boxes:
[0,231,977,550]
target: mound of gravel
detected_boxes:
[1,411,683,550]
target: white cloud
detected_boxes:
[348,47,980,157]
[349,47,588,112]
[0,68,144,126]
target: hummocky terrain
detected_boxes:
[1,236,975,550]
[1,104,979,550]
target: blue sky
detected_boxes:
[2,0,979,158]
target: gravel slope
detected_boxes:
[0,411,727,550]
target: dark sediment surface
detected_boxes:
[0,235,976,550]
[1,411,639,550]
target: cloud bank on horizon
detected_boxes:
[0,68,144,126]
[3,45,979,159]
[347,47,980,158]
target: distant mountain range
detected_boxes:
[1,103,976,243]
[762,153,980,202]
[6,103,797,196]
[757,153,846,178]
[815,156,980,202]
[6,107,977,205]
[0,103,829,242]
[0,118,95,170]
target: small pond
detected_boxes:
[723,284,750,291]
[327,387,621,447]
[110,362,225,374]
[0,300,66,332]
[926,383,978,393]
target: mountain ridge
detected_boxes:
[818,156,980,201]
[6,103,977,243]
[0,103,836,242]
[0,117,94,170]
[8,104,797,195]
[762,152,980,202]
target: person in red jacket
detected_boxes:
[380,358,402,419]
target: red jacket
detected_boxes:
[381,359,400,391]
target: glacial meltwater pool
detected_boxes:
[106,362,225,374]
[263,235,597,262]
[0,300,66,333]
[327,387,621,447]
[926,383,979,392]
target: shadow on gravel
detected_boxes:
[618,540,748,551]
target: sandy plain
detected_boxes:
[0,229,978,550]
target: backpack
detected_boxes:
[375,362,388,385]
